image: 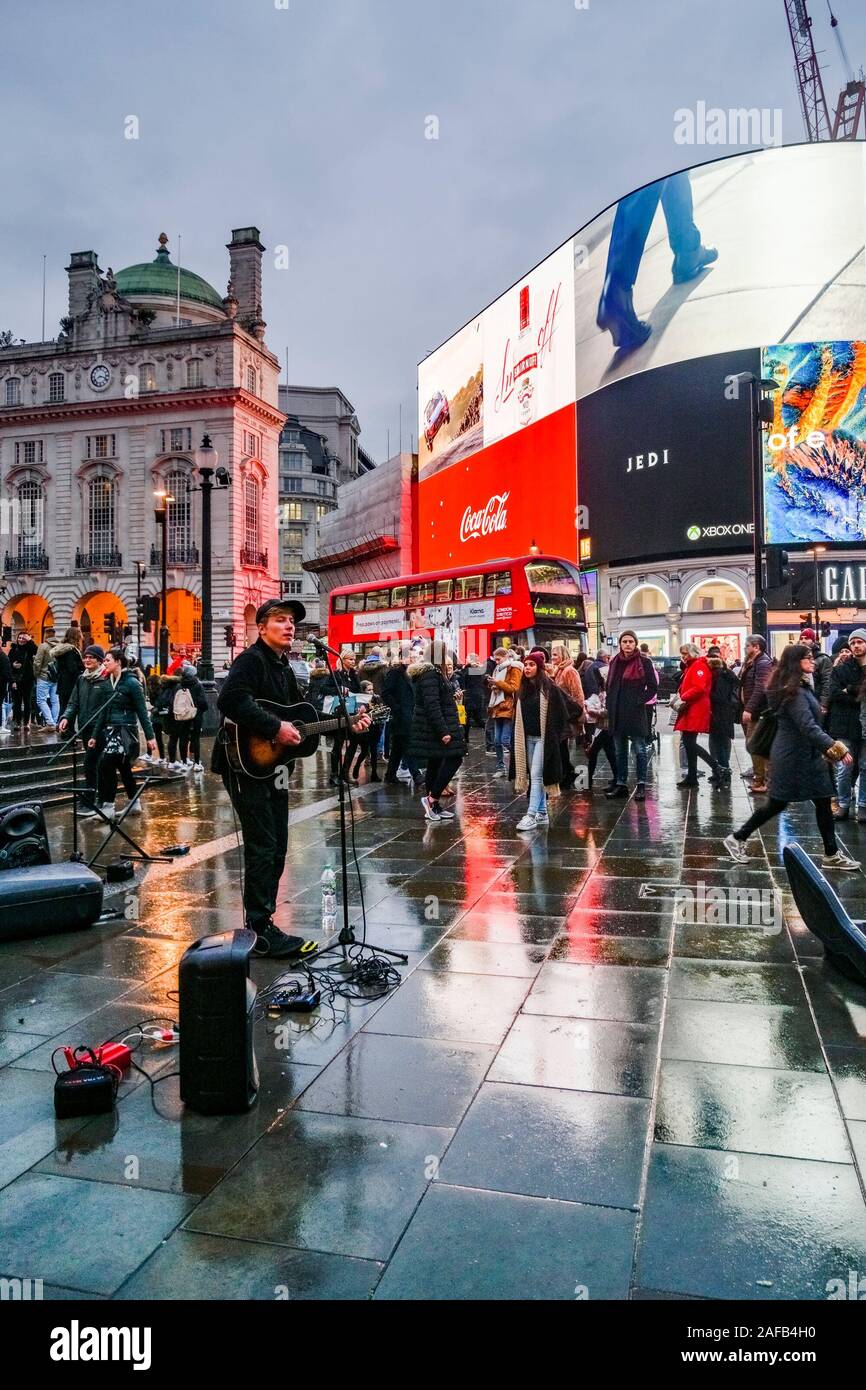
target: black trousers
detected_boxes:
[426,753,463,800]
[735,797,837,857]
[98,753,137,803]
[587,728,617,780]
[385,731,420,781]
[12,681,33,725]
[559,737,575,787]
[223,770,289,929]
[681,730,718,781]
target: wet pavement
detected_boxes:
[1,731,866,1300]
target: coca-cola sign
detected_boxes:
[460,491,510,543]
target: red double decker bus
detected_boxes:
[328,554,587,663]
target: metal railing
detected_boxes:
[240,545,268,568]
[149,543,199,566]
[75,548,122,570]
[4,548,49,573]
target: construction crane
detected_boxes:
[783,0,865,140]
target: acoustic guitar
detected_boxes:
[223,700,390,780]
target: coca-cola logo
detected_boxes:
[460,492,509,543]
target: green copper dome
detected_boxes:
[115,234,224,312]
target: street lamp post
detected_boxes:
[733,373,778,640]
[153,489,174,672]
[193,434,231,719]
[813,544,827,639]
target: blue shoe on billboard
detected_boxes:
[596,278,651,350]
[671,244,718,283]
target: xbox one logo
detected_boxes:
[687,525,701,541]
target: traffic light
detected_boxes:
[224,625,236,647]
[766,546,793,590]
[136,595,160,627]
[104,612,117,643]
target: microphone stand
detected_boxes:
[314,644,407,968]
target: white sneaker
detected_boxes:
[723,833,749,864]
[193,762,204,773]
[167,761,184,772]
[492,769,506,779]
[516,814,538,831]
[421,796,442,822]
[99,803,116,820]
[821,851,861,871]
[437,807,456,820]
[126,801,143,815]
[534,812,550,826]
[396,768,412,783]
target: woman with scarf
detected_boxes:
[673,644,725,788]
[605,630,659,800]
[724,643,858,871]
[509,649,569,830]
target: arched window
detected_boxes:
[166,467,192,562]
[623,584,668,617]
[88,477,116,563]
[5,378,21,406]
[683,580,747,613]
[139,362,157,392]
[17,479,44,565]
[186,359,202,388]
[48,372,65,403]
[246,365,256,394]
[244,477,260,556]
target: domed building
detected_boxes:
[0,226,283,678]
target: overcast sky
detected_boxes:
[2,0,865,460]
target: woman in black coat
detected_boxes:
[408,644,464,822]
[725,643,857,871]
[54,627,85,716]
[382,652,421,784]
[604,629,658,800]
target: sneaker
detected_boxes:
[534,811,550,826]
[166,761,183,772]
[723,833,749,864]
[677,778,698,788]
[492,769,507,779]
[516,814,538,831]
[396,767,412,783]
[126,801,143,815]
[78,806,100,820]
[437,807,456,820]
[821,851,861,872]
[251,924,308,958]
[99,803,116,820]
[193,762,204,773]
[421,796,442,822]
[605,784,628,799]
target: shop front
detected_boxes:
[767,554,866,656]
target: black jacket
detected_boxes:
[508,678,570,788]
[213,638,299,777]
[54,644,84,712]
[382,662,415,738]
[459,664,488,712]
[9,639,36,687]
[61,670,113,734]
[708,659,739,739]
[767,682,835,802]
[578,659,604,701]
[808,644,833,706]
[408,661,464,761]
[826,655,865,742]
[605,654,658,739]
[0,649,10,702]
[92,671,155,742]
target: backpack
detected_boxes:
[172,685,196,721]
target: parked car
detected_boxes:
[423,391,450,450]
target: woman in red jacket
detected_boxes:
[674,644,725,788]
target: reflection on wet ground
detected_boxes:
[0,732,865,1299]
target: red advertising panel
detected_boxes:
[418,402,577,568]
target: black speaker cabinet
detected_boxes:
[0,801,51,871]
[0,863,104,941]
[179,929,259,1115]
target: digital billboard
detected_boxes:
[576,350,758,566]
[574,142,865,401]
[418,142,866,574]
[762,340,866,545]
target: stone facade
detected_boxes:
[0,230,284,664]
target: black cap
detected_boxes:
[255,597,306,625]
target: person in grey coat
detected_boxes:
[724,644,858,870]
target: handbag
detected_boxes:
[746,708,778,759]
[102,725,138,760]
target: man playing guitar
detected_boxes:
[212,598,371,958]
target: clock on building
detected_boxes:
[90,364,111,391]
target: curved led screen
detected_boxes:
[418,143,866,572]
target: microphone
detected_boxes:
[310,637,342,658]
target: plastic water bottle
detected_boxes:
[321,867,337,934]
